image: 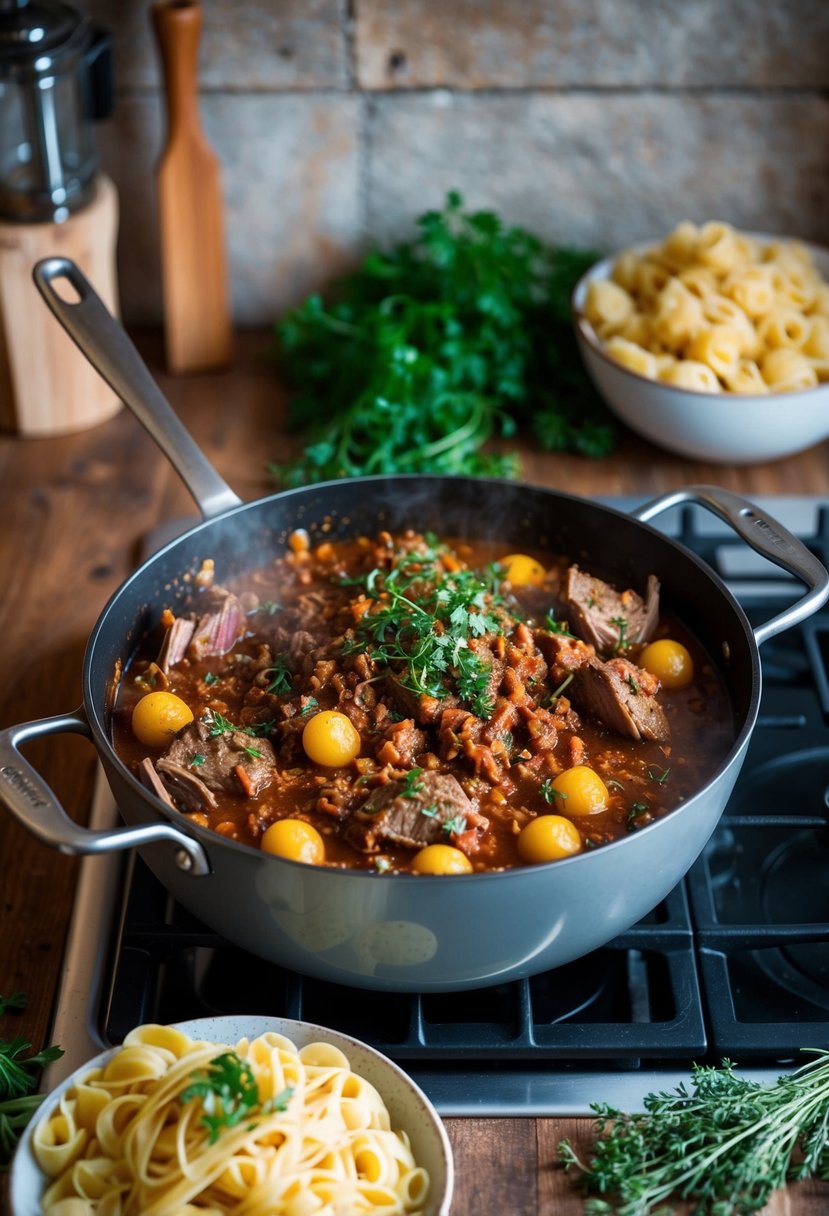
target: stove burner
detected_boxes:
[758,831,829,1013]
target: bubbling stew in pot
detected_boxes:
[112,529,734,874]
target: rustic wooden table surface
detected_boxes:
[2,330,828,1214]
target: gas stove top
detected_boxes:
[46,496,829,1114]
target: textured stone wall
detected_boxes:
[88,0,829,326]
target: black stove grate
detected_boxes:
[97,500,829,1104]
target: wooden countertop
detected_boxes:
[1,330,828,1213]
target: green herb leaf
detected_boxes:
[0,1000,63,1166]
[401,767,425,797]
[0,993,26,1018]
[559,1049,829,1216]
[270,192,611,485]
[181,1052,261,1144]
[264,656,292,696]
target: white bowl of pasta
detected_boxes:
[10,1015,454,1216]
[572,222,829,464]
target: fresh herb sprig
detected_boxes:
[271,192,612,486]
[181,1051,293,1144]
[0,993,63,1166]
[344,546,504,716]
[559,1050,829,1215]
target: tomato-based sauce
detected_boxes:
[112,530,734,873]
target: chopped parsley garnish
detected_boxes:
[547,673,574,705]
[181,1052,262,1144]
[543,611,574,638]
[300,697,320,715]
[343,549,504,717]
[540,779,565,803]
[203,709,274,741]
[611,615,629,652]
[205,710,236,737]
[628,801,649,821]
[626,673,639,695]
[443,814,468,836]
[190,753,206,769]
[264,656,292,695]
[647,765,671,785]
[401,767,425,796]
[203,671,220,686]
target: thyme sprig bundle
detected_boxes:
[559,1050,829,1215]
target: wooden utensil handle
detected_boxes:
[152,1,205,139]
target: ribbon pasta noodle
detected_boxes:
[31,1025,431,1215]
[582,220,829,394]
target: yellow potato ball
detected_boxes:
[411,844,474,875]
[639,639,694,688]
[518,814,583,864]
[551,765,609,817]
[261,819,325,864]
[498,553,547,587]
[131,691,194,748]
[302,710,361,767]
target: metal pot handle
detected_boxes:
[31,257,242,522]
[0,709,209,875]
[631,484,829,647]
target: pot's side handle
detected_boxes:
[0,710,209,875]
[631,485,829,647]
[32,257,242,522]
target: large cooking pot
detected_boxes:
[1,258,827,994]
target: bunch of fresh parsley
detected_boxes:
[0,992,63,1167]
[270,191,613,486]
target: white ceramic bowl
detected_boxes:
[572,237,829,464]
[10,1015,454,1216]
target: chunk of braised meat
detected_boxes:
[189,588,247,661]
[159,718,277,797]
[570,655,669,742]
[375,717,428,768]
[155,760,219,812]
[156,586,247,672]
[565,566,660,655]
[137,756,177,810]
[345,771,485,854]
[157,617,196,673]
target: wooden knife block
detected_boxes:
[0,173,121,436]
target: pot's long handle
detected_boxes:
[32,257,242,521]
[632,485,829,647]
[0,709,209,875]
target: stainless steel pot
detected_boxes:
[1,257,827,993]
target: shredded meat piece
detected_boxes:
[161,718,277,796]
[345,771,484,853]
[570,655,669,742]
[565,566,660,655]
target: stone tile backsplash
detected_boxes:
[90,0,828,326]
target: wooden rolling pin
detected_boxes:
[151,0,232,374]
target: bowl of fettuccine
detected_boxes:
[572,222,829,464]
[10,1015,454,1216]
